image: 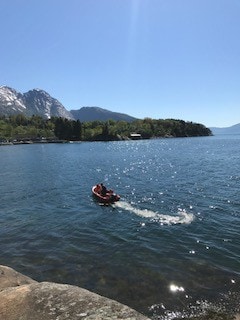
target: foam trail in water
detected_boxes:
[114,201,194,225]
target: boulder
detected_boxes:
[0,265,37,290]
[0,265,150,320]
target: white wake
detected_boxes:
[113,201,194,225]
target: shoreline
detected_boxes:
[0,265,239,320]
[0,265,150,320]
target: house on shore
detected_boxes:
[130,133,142,140]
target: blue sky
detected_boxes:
[1,0,240,127]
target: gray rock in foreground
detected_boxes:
[0,265,150,320]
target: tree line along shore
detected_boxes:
[0,114,212,143]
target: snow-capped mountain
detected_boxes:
[23,89,73,119]
[0,86,26,115]
[0,86,73,119]
[0,85,137,122]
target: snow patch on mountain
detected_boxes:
[0,86,26,113]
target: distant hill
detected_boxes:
[210,123,240,135]
[70,106,136,122]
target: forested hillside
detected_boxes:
[0,114,212,142]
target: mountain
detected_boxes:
[210,123,240,135]
[70,106,136,122]
[23,89,74,119]
[0,86,74,119]
[0,86,26,115]
[0,86,136,122]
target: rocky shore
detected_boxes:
[1,265,239,320]
[0,265,150,320]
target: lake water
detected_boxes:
[0,136,240,319]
